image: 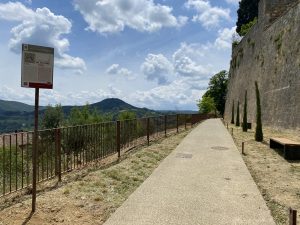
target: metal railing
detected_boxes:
[0,113,209,197]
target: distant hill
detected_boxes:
[0,98,159,133]
[91,98,139,112]
[0,99,35,113]
[60,98,157,118]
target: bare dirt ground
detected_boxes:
[0,130,190,225]
[227,123,300,225]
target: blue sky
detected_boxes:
[0,0,239,110]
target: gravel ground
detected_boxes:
[227,123,300,225]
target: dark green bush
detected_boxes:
[236,101,240,126]
[242,91,248,132]
[255,81,263,141]
[231,100,235,124]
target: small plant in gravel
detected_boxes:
[231,100,235,124]
[255,81,263,141]
[236,101,240,127]
[242,90,248,132]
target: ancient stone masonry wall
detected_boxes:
[224,3,300,129]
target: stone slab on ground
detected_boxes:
[104,119,276,225]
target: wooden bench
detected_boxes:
[270,138,300,160]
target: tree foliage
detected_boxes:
[236,101,240,127]
[118,110,137,121]
[242,91,248,132]
[240,17,257,36]
[197,96,216,114]
[231,100,235,124]
[68,104,111,126]
[42,104,64,129]
[236,0,259,35]
[255,81,263,141]
[202,70,228,116]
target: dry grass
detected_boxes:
[0,129,190,225]
[227,123,300,225]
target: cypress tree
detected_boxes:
[242,90,248,132]
[231,100,235,124]
[255,81,263,141]
[236,101,240,126]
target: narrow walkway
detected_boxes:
[104,119,275,225]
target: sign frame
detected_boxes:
[21,44,54,89]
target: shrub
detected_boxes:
[255,81,263,141]
[242,91,248,132]
[239,17,257,36]
[231,100,235,124]
[236,101,240,126]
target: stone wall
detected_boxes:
[224,2,300,129]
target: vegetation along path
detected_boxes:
[0,129,191,225]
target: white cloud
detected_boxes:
[140,42,215,86]
[214,26,237,49]
[129,78,207,110]
[185,0,231,29]
[141,54,174,85]
[0,2,86,73]
[105,64,135,80]
[73,0,188,34]
[172,43,212,78]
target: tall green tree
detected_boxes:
[236,101,240,126]
[236,0,259,35]
[202,70,228,116]
[231,100,235,124]
[197,96,216,114]
[242,91,248,132]
[255,81,263,141]
[67,104,110,126]
[42,104,64,129]
[118,110,137,121]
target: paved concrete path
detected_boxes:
[104,119,275,225]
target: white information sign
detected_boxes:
[21,44,54,89]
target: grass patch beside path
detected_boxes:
[227,123,300,225]
[0,129,191,225]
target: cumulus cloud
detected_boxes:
[172,43,212,78]
[214,26,237,49]
[141,54,174,85]
[106,64,134,79]
[129,78,207,110]
[73,0,188,34]
[0,2,86,73]
[185,0,231,29]
[140,42,215,86]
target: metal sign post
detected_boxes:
[32,88,39,212]
[21,44,54,212]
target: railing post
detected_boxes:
[116,121,121,158]
[289,208,297,225]
[147,118,150,146]
[176,114,179,133]
[55,129,62,182]
[164,115,167,137]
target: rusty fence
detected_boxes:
[0,114,208,197]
